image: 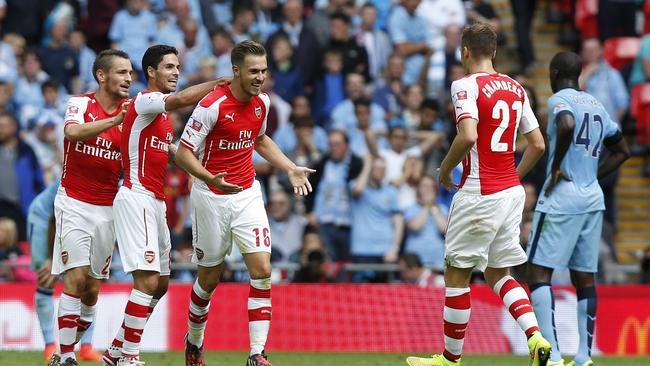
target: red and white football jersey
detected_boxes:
[61,94,126,205]
[451,72,538,195]
[121,90,174,200]
[180,85,270,195]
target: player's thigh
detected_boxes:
[231,183,272,257]
[190,187,232,267]
[88,206,115,280]
[445,191,498,271]
[527,212,581,270]
[489,186,527,268]
[568,211,603,273]
[114,189,162,274]
[52,194,93,275]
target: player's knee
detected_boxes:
[134,272,160,295]
[63,268,89,293]
[249,263,272,279]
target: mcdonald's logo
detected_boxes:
[617,316,650,355]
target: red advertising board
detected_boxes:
[0,283,648,355]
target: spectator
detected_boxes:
[0,81,17,116]
[261,71,291,135]
[268,189,307,263]
[349,156,403,273]
[398,84,425,131]
[85,0,121,52]
[330,72,386,138]
[229,3,260,44]
[211,26,234,78]
[69,31,97,93]
[629,34,650,87]
[0,34,17,84]
[13,50,49,131]
[465,0,505,45]
[388,0,431,86]
[108,0,157,71]
[251,0,281,42]
[341,97,388,157]
[398,252,444,287]
[597,0,636,42]
[312,48,346,124]
[267,0,321,93]
[0,217,21,281]
[307,0,351,47]
[509,0,535,73]
[307,130,363,261]
[579,38,629,122]
[416,0,466,51]
[0,112,44,241]
[202,0,234,31]
[394,155,424,210]
[403,175,447,268]
[328,12,370,80]
[3,33,26,63]
[372,54,406,120]
[274,95,328,155]
[3,0,50,46]
[38,7,78,93]
[292,230,332,283]
[177,19,214,88]
[356,2,392,84]
[640,246,650,284]
[269,34,304,103]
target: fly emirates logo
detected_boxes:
[74,136,120,160]
[150,133,173,152]
[218,130,255,150]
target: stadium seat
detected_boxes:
[603,37,641,70]
[575,0,598,39]
[630,83,650,144]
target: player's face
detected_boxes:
[152,53,181,93]
[236,54,267,97]
[104,57,133,99]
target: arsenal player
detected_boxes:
[175,40,314,366]
[49,49,132,366]
[405,24,550,366]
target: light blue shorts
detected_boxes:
[527,210,603,273]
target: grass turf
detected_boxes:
[2,352,649,366]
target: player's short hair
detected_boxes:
[550,51,582,81]
[141,45,178,82]
[92,49,130,83]
[461,23,497,59]
[231,40,267,68]
[400,253,423,268]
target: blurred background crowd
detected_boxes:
[1,0,650,286]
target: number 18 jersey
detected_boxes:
[451,72,539,195]
[537,88,620,214]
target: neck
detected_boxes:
[467,58,496,75]
[95,88,121,113]
[555,79,580,92]
[229,80,252,102]
[147,80,164,93]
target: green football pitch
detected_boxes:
[1,352,649,366]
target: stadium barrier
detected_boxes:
[0,283,649,355]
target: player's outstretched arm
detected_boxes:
[164,80,219,111]
[174,144,243,194]
[255,134,316,196]
[544,113,573,196]
[438,118,478,191]
[64,101,129,142]
[598,134,630,179]
[516,127,546,180]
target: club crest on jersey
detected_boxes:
[456,90,467,100]
[255,105,262,119]
[67,106,78,114]
[61,251,69,264]
[144,250,155,264]
[191,119,203,131]
[195,248,204,260]
[553,103,567,115]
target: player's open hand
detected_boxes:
[544,168,571,197]
[437,168,459,192]
[37,259,56,288]
[114,100,130,125]
[288,166,316,196]
[208,172,243,194]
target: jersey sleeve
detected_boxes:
[519,90,540,134]
[134,92,169,115]
[63,96,89,126]
[450,78,478,123]
[179,102,219,152]
[548,95,575,124]
[259,93,271,136]
[603,110,622,139]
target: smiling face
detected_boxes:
[234,54,267,97]
[150,53,181,93]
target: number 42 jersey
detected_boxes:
[451,72,539,195]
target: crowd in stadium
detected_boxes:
[0,0,649,285]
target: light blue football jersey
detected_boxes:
[536,88,620,214]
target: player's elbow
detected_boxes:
[530,138,546,155]
[64,125,82,142]
[459,130,478,146]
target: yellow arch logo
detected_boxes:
[617,316,650,355]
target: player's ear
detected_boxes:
[146,65,156,81]
[96,69,105,84]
